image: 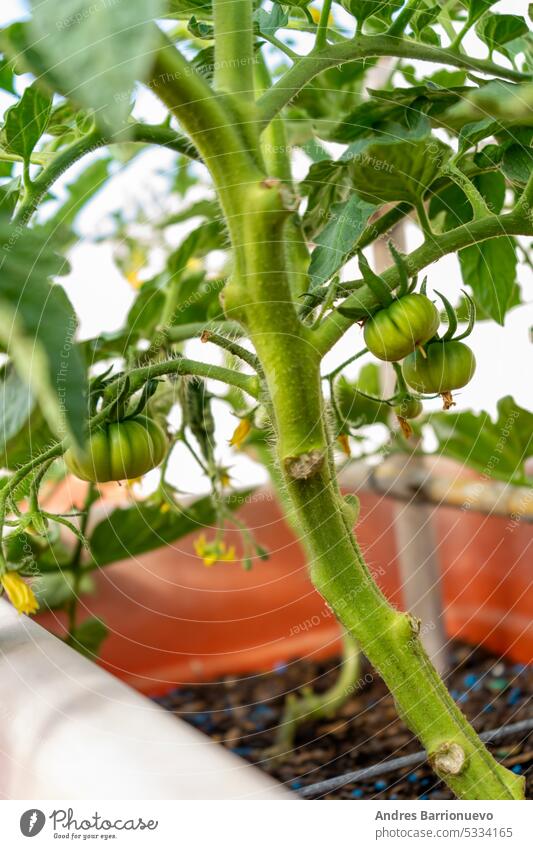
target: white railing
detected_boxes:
[0,600,291,800]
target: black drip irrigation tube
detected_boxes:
[298,718,533,798]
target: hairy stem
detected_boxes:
[214,0,254,98]
[218,170,523,799]
[257,34,530,128]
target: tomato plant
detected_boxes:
[0,0,531,801]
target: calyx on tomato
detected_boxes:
[358,246,439,362]
[65,415,168,483]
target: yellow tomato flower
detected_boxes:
[1,572,39,615]
[229,418,251,450]
[193,534,236,567]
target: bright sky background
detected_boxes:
[1,1,532,494]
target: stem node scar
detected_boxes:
[284,450,325,480]
[430,742,467,777]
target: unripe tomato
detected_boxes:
[402,340,476,394]
[394,394,423,420]
[65,416,168,482]
[363,294,440,362]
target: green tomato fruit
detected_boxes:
[394,394,423,420]
[363,294,440,362]
[402,340,476,394]
[65,416,168,483]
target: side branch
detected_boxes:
[257,34,531,128]
[315,211,533,355]
[13,123,200,225]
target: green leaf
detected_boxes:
[28,0,165,131]
[0,177,21,221]
[335,364,390,428]
[167,219,225,276]
[168,0,213,15]
[0,223,87,446]
[126,276,167,338]
[254,5,289,38]
[41,158,110,248]
[465,0,497,22]
[301,159,352,238]
[308,195,376,291]
[2,83,52,162]
[476,14,528,55]
[459,237,517,326]
[430,397,533,485]
[454,172,515,325]
[70,617,108,658]
[89,491,252,567]
[0,364,52,468]
[458,118,500,152]
[346,132,450,204]
[187,16,214,39]
[501,143,533,186]
[35,570,94,609]
[411,4,440,38]
[475,170,505,214]
[0,57,16,94]
[341,1,400,23]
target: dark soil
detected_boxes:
[155,643,532,799]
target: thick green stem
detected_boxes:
[218,173,523,799]
[286,465,523,798]
[254,50,310,300]
[213,0,254,98]
[149,37,265,248]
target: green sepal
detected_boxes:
[358,251,393,308]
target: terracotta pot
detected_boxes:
[36,474,532,696]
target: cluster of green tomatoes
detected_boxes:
[336,247,476,434]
